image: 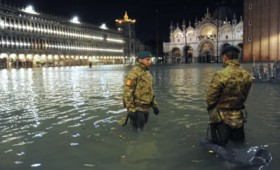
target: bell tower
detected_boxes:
[115,11,136,63]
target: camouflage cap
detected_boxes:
[137,51,152,59]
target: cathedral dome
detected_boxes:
[212,0,242,21]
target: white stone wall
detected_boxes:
[163,10,243,63]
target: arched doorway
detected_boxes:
[183,46,193,63]
[171,48,181,63]
[198,41,215,63]
[0,57,7,69]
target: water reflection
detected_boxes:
[0,64,279,170]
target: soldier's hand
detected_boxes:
[153,107,159,115]
[128,108,136,113]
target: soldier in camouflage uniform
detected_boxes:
[206,45,253,146]
[123,51,159,130]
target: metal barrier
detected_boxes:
[252,61,280,83]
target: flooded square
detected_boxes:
[0,64,279,170]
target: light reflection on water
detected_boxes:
[0,64,279,170]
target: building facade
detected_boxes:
[163,9,243,63]
[243,0,280,62]
[0,2,125,69]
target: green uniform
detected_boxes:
[206,60,253,128]
[123,62,158,113]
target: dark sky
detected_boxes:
[16,0,243,43]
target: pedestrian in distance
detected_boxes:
[123,51,159,131]
[206,45,253,146]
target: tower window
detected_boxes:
[249,20,252,25]
[248,37,252,42]
[249,3,253,9]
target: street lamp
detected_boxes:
[156,9,159,62]
[215,2,221,63]
[216,19,220,63]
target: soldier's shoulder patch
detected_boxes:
[126,79,133,86]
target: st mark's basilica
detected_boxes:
[163,9,243,64]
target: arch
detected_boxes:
[0,53,8,58]
[220,25,234,40]
[171,47,182,63]
[33,54,45,67]
[183,45,193,63]
[198,41,215,63]
[199,24,217,38]
[25,54,33,68]
[0,53,8,69]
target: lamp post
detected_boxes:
[216,2,221,63]
[216,19,219,63]
[156,9,159,63]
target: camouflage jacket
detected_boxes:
[123,62,158,113]
[206,60,253,128]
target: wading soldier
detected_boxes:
[206,45,253,146]
[123,51,159,130]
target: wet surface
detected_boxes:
[0,64,279,170]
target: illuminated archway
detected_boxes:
[198,41,215,63]
[183,46,193,63]
[0,53,8,69]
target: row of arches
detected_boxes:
[0,53,125,69]
[170,41,243,63]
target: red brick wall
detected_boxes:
[243,0,280,62]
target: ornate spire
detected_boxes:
[124,11,128,20]
[233,13,237,20]
[115,11,136,24]
[169,21,173,32]
[232,13,237,26]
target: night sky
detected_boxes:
[16,0,243,43]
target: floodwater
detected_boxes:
[0,64,279,170]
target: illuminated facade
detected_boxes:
[243,0,280,62]
[0,3,125,69]
[163,9,243,63]
[116,11,145,64]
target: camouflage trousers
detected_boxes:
[208,108,245,129]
